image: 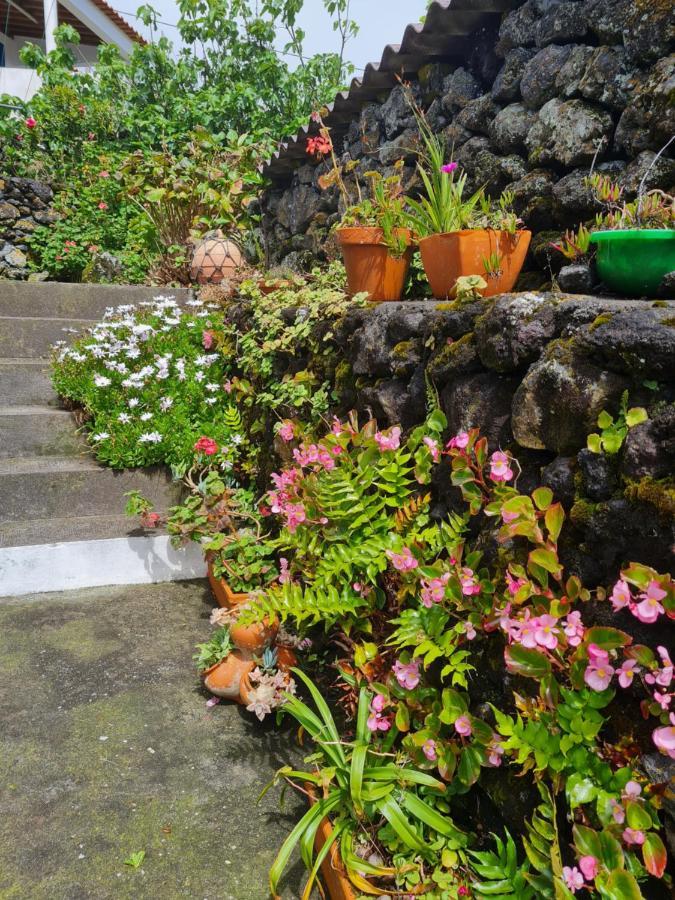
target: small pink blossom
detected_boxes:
[455,715,472,736]
[367,694,391,732]
[446,431,469,450]
[653,691,672,711]
[501,508,518,523]
[587,643,610,666]
[610,800,625,824]
[488,736,504,767]
[610,578,631,611]
[98,201,108,210]
[464,621,477,641]
[563,611,585,647]
[617,659,640,688]
[459,567,481,596]
[374,427,401,451]
[206,696,220,707]
[25,116,36,128]
[98,170,110,178]
[278,557,291,585]
[563,867,584,892]
[653,714,675,759]
[194,436,218,455]
[578,855,598,881]
[584,661,615,692]
[622,828,645,846]
[441,162,458,174]
[489,450,514,483]
[420,572,450,607]
[623,780,641,799]
[422,739,437,761]
[278,422,295,442]
[387,546,418,572]
[534,614,559,650]
[223,380,233,394]
[202,329,215,349]
[505,571,527,596]
[392,659,420,691]
[633,593,664,624]
[423,436,440,462]
[284,503,306,533]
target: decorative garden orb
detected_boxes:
[190,237,243,284]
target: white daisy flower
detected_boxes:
[92,432,110,441]
[140,412,153,421]
[118,413,131,424]
[128,398,140,408]
[94,374,111,387]
[138,431,162,443]
[159,397,174,411]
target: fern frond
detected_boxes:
[469,830,534,899]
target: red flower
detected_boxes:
[306,134,331,159]
[140,511,161,528]
[98,201,108,210]
[87,132,96,141]
[88,244,99,253]
[25,117,36,129]
[194,436,218,455]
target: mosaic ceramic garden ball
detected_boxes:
[190,237,243,284]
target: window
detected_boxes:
[0,42,5,68]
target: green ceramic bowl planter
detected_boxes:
[589,229,675,297]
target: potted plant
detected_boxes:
[194,626,254,700]
[309,125,413,301]
[586,175,675,296]
[206,528,280,608]
[404,95,530,299]
[238,647,298,720]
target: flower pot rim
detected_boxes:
[589,228,675,242]
[420,228,531,241]
[336,225,413,246]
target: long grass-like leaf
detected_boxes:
[350,744,368,815]
[301,819,347,900]
[401,791,466,842]
[377,795,426,851]
[291,667,347,765]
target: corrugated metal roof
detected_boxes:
[262,0,520,182]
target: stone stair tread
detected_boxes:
[0,358,49,366]
[0,455,100,476]
[0,514,155,548]
[0,405,72,416]
[0,282,192,319]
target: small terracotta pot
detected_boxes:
[258,278,292,295]
[230,616,279,655]
[203,651,254,700]
[419,229,532,299]
[337,227,413,302]
[306,787,356,900]
[207,563,249,609]
[275,645,298,671]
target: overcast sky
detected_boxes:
[114,0,422,71]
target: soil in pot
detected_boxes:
[419,229,531,299]
[337,227,413,302]
[203,651,254,700]
[589,229,675,297]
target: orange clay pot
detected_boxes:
[230,615,279,655]
[419,229,532,299]
[305,787,357,900]
[337,227,413,302]
[207,562,249,609]
[275,645,298,671]
[203,651,254,701]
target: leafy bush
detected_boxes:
[51,293,249,473]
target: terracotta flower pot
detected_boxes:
[207,563,249,609]
[275,645,298,671]
[337,227,413,302]
[230,615,279,655]
[306,788,357,900]
[419,229,532,299]
[203,651,254,700]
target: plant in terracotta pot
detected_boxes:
[308,122,413,301]
[238,647,298,720]
[404,94,531,300]
[194,625,255,701]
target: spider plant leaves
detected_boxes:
[290,667,346,766]
[300,819,346,900]
[349,743,368,816]
[376,795,427,852]
[400,791,466,843]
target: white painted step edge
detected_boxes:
[0,535,207,597]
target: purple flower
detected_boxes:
[441,162,458,174]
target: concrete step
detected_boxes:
[0,406,86,457]
[0,315,97,359]
[0,456,184,529]
[0,359,58,407]
[0,282,193,319]
[0,514,151,547]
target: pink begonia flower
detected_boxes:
[563,611,585,647]
[587,643,610,666]
[610,800,625,824]
[505,571,527,596]
[501,508,518,523]
[441,162,458,174]
[278,422,295,442]
[653,714,675,759]
[459,567,481,596]
[98,201,108,210]
[563,867,584,892]
[446,431,469,450]
[392,659,420,690]
[610,578,632,611]
[194,436,218,455]
[206,696,220,707]
[374,427,401,451]
[367,694,391,732]
[617,659,640,688]
[623,780,641,799]
[202,330,215,349]
[653,691,672,711]
[578,856,598,881]
[223,380,233,393]
[278,557,291,585]
[622,828,645,846]
[633,590,665,624]
[488,736,504,767]
[25,116,36,128]
[98,170,110,178]
[534,614,559,650]
[420,572,450,607]
[387,546,418,572]
[489,450,514,482]
[331,417,343,435]
[464,622,477,640]
[655,646,673,687]
[516,616,538,649]
[584,660,615,691]
[285,503,306,533]
[423,436,440,462]
[455,715,472,736]
[422,739,437,761]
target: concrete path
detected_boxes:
[0,580,303,899]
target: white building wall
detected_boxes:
[1,30,100,100]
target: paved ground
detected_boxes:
[0,580,304,899]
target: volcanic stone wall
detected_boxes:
[0,177,56,280]
[261,0,675,278]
